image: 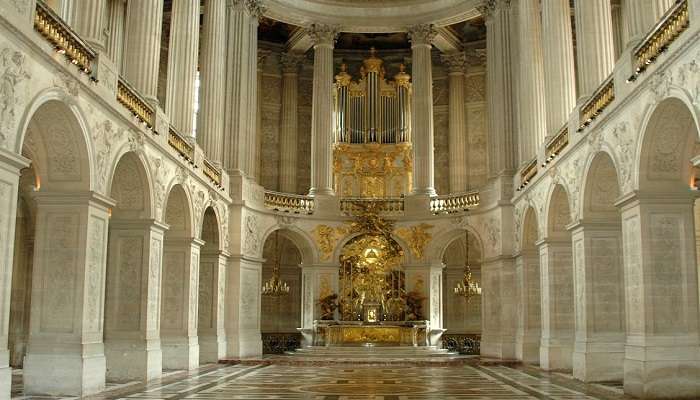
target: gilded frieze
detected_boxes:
[394,223,434,260]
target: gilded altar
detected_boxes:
[313,321,429,347]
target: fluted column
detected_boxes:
[408,24,437,196]
[70,0,107,52]
[254,50,270,183]
[165,0,200,137]
[624,0,673,44]
[308,24,338,196]
[105,0,126,70]
[122,0,164,101]
[481,0,516,178]
[517,0,547,163]
[198,0,227,164]
[574,0,615,97]
[279,53,304,193]
[442,52,468,193]
[542,0,577,134]
[223,0,261,177]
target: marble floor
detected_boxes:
[11,362,632,400]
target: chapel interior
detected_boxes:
[0,0,699,399]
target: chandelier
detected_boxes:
[453,229,482,301]
[262,231,290,297]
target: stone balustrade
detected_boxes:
[578,76,615,132]
[518,158,538,191]
[429,192,480,215]
[202,159,223,187]
[168,125,195,163]
[117,77,156,132]
[629,0,690,82]
[264,190,315,214]
[34,0,96,80]
[543,125,569,166]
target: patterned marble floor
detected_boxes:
[11,363,632,400]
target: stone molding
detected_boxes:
[407,24,437,46]
[308,24,339,46]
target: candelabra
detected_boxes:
[454,229,481,302]
[262,232,290,297]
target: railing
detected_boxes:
[168,125,195,163]
[429,191,480,214]
[340,197,405,216]
[202,158,222,187]
[578,76,615,132]
[34,0,96,80]
[543,125,569,166]
[117,77,156,131]
[518,158,538,191]
[262,332,302,354]
[628,0,690,82]
[441,334,481,355]
[264,191,315,214]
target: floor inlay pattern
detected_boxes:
[10,363,630,400]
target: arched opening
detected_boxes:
[198,207,226,363]
[515,206,541,363]
[260,230,302,354]
[161,184,199,371]
[539,184,574,371]
[573,151,626,383]
[11,100,108,396]
[441,230,482,354]
[103,152,161,383]
[621,97,700,398]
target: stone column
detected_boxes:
[308,24,338,196]
[442,52,468,193]
[23,192,112,396]
[70,0,107,52]
[574,0,615,97]
[223,0,262,177]
[514,251,541,363]
[517,0,547,162]
[299,265,339,345]
[253,50,270,183]
[279,53,304,194]
[481,1,516,178]
[404,263,444,344]
[570,221,625,382]
[122,0,164,101]
[197,0,227,164]
[537,239,575,371]
[165,0,200,137]
[225,257,263,358]
[618,194,700,399]
[481,257,517,359]
[0,150,30,398]
[623,0,673,44]
[104,220,166,382]
[198,250,228,363]
[105,0,126,70]
[542,0,577,134]
[408,25,437,196]
[161,238,202,370]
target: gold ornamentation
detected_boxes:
[394,223,434,260]
[333,142,413,197]
[311,224,348,261]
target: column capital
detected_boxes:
[465,48,487,68]
[407,24,437,46]
[441,52,466,74]
[257,49,271,69]
[477,0,511,20]
[280,52,305,73]
[230,0,265,19]
[308,24,339,47]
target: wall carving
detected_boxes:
[86,218,105,333]
[394,223,433,260]
[93,120,125,193]
[152,157,169,218]
[0,47,31,149]
[243,214,261,256]
[240,269,258,328]
[148,238,162,327]
[117,236,143,330]
[188,253,199,332]
[162,251,185,330]
[41,214,78,333]
[311,224,347,261]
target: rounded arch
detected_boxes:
[163,184,194,238]
[332,230,410,265]
[19,95,93,192]
[521,206,539,251]
[108,151,154,220]
[581,151,622,221]
[260,225,317,265]
[201,206,221,252]
[546,184,572,240]
[636,96,699,193]
[428,226,484,265]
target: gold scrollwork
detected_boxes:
[394,223,434,260]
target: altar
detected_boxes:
[312,320,430,347]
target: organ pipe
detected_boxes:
[333,48,412,144]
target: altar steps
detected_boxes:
[288,345,454,358]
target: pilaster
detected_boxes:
[279,53,304,193]
[225,255,263,358]
[514,250,541,363]
[442,52,468,193]
[198,250,228,363]
[480,256,517,359]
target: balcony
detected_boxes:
[264,191,315,214]
[430,191,480,215]
[340,197,405,216]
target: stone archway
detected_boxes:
[441,230,483,335]
[10,99,110,396]
[618,97,700,398]
[161,184,199,371]
[572,151,626,383]
[103,151,163,383]
[515,206,541,363]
